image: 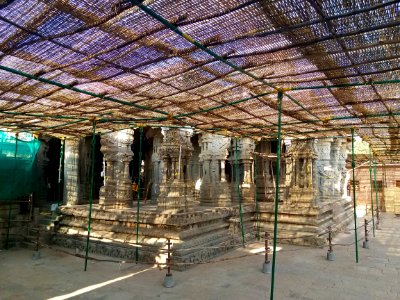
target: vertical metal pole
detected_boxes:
[166,238,171,276]
[351,128,359,263]
[135,126,143,263]
[373,161,379,228]
[254,152,260,241]
[84,121,96,271]
[57,138,65,206]
[265,232,270,264]
[234,138,246,247]
[368,149,375,237]
[328,226,333,253]
[270,90,283,300]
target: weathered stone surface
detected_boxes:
[56,134,355,262]
[157,128,194,213]
[99,129,134,209]
[199,133,232,206]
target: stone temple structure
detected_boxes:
[52,128,353,266]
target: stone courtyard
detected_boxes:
[1,212,399,300]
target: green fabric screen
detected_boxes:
[0,131,41,201]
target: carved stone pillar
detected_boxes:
[157,128,195,213]
[199,133,231,206]
[316,138,334,202]
[338,140,350,200]
[99,129,133,208]
[220,160,226,182]
[231,138,255,203]
[243,159,252,184]
[285,140,318,206]
[64,139,80,205]
[151,131,163,201]
[330,139,342,198]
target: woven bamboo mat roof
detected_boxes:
[0,0,399,161]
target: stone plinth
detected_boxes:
[157,180,195,213]
[54,204,255,269]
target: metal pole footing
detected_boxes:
[163,273,175,288]
[32,251,41,260]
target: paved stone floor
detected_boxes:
[0,212,399,300]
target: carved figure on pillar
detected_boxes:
[99,129,134,209]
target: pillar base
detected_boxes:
[327,251,336,261]
[32,251,41,260]
[362,240,370,249]
[262,261,272,274]
[163,274,175,288]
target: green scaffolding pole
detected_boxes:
[234,138,245,247]
[135,126,143,263]
[270,90,283,300]
[368,148,375,237]
[84,121,97,271]
[373,161,380,229]
[351,128,359,263]
[254,151,260,241]
[57,138,65,206]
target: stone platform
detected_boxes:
[52,204,256,269]
[51,197,353,265]
[256,200,353,246]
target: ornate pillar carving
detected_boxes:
[99,129,133,208]
[316,138,334,202]
[338,139,350,200]
[151,131,163,201]
[230,137,255,203]
[285,140,318,205]
[330,139,342,198]
[199,133,231,206]
[63,138,81,205]
[157,128,195,212]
